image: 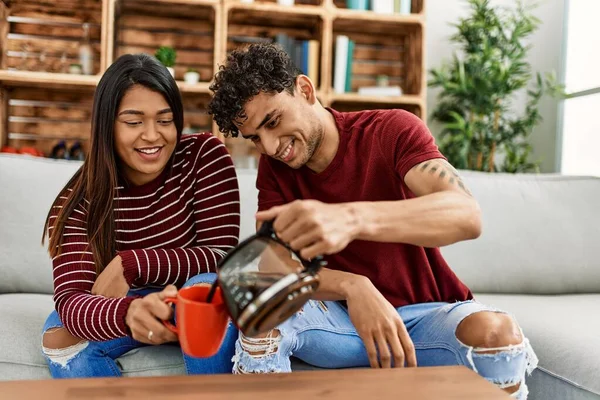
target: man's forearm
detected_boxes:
[347,191,481,248]
[311,268,369,301]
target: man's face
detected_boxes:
[236,85,323,169]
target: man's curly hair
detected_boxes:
[208,43,301,137]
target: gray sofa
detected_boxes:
[1,153,599,399]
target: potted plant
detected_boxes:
[155,46,177,78]
[184,68,200,85]
[428,0,563,173]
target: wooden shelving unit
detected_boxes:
[0,0,426,158]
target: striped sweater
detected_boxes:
[48,134,240,341]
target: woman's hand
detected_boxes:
[92,255,129,298]
[125,285,179,345]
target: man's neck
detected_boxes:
[306,108,340,174]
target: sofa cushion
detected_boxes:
[0,293,187,380]
[475,293,600,398]
[0,155,82,294]
[442,172,600,294]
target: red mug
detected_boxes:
[162,285,229,358]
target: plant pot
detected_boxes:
[167,67,175,78]
[184,71,200,85]
[69,64,83,75]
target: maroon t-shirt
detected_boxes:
[256,108,473,307]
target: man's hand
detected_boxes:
[256,200,360,260]
[125,285,179,345]
[91,255,129,298]
[345,277,417,368]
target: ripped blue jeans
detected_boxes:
[233,300,538,400]
[41,273,238,378]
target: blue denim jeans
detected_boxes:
[233,300,538,400]
[42,273,237,378]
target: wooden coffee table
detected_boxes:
[0,366,510,399]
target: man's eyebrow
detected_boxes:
[157,108,172,115]
[256,109,278,131]
[240,109,279,139]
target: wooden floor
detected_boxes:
[0,366,510,400]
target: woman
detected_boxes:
[41,53,240,378]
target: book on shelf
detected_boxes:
[334,35,355,94]
[371,0,393,14]
[307,40,319,85]
[333,35,348,94]
[344,39,355,93]
[275,33,319,85]
[346,0,369,10]
[400,0,411,14]
[373,0,411,14]
[357,85,403,96]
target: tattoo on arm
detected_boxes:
[421,160,472,196]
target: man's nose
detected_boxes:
[261,137,279,157]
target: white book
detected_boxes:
[372,0,394,14]
[400,0,411,14]
[333,35,349,94]
[357,86,403,96]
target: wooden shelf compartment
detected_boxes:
[181,91,214,134]
[224,1,324,16]
[224,0,324,8]
[331,15,423,96]
[225,5,325,90]
[0,0,104,76]
[332,0,423,14]
[4,86,93,156]
[112,0,219,84]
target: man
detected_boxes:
[208,43,537,399]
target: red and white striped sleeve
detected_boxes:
[49,194,135,341]
[118,135,241,287]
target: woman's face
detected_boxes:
[114,85,178,186]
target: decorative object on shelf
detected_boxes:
[50,141,68,160]
[79,23,94,75]
[182,124,196,135]
[240,0,254,3]
[376,74,389,87]
[69,141,85,161]
[68,64,83,74]
[277,0,295,6]
[155,46,177,78]
[428,0,563,173]
[184,68,200,84]
[59,52,68,74]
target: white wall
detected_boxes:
[425,0,566,172]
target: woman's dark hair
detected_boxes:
[208,43,301,138]
[43,53,184,274]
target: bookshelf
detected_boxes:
[0,0,426,160]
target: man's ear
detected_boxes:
[296,75,316,104]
